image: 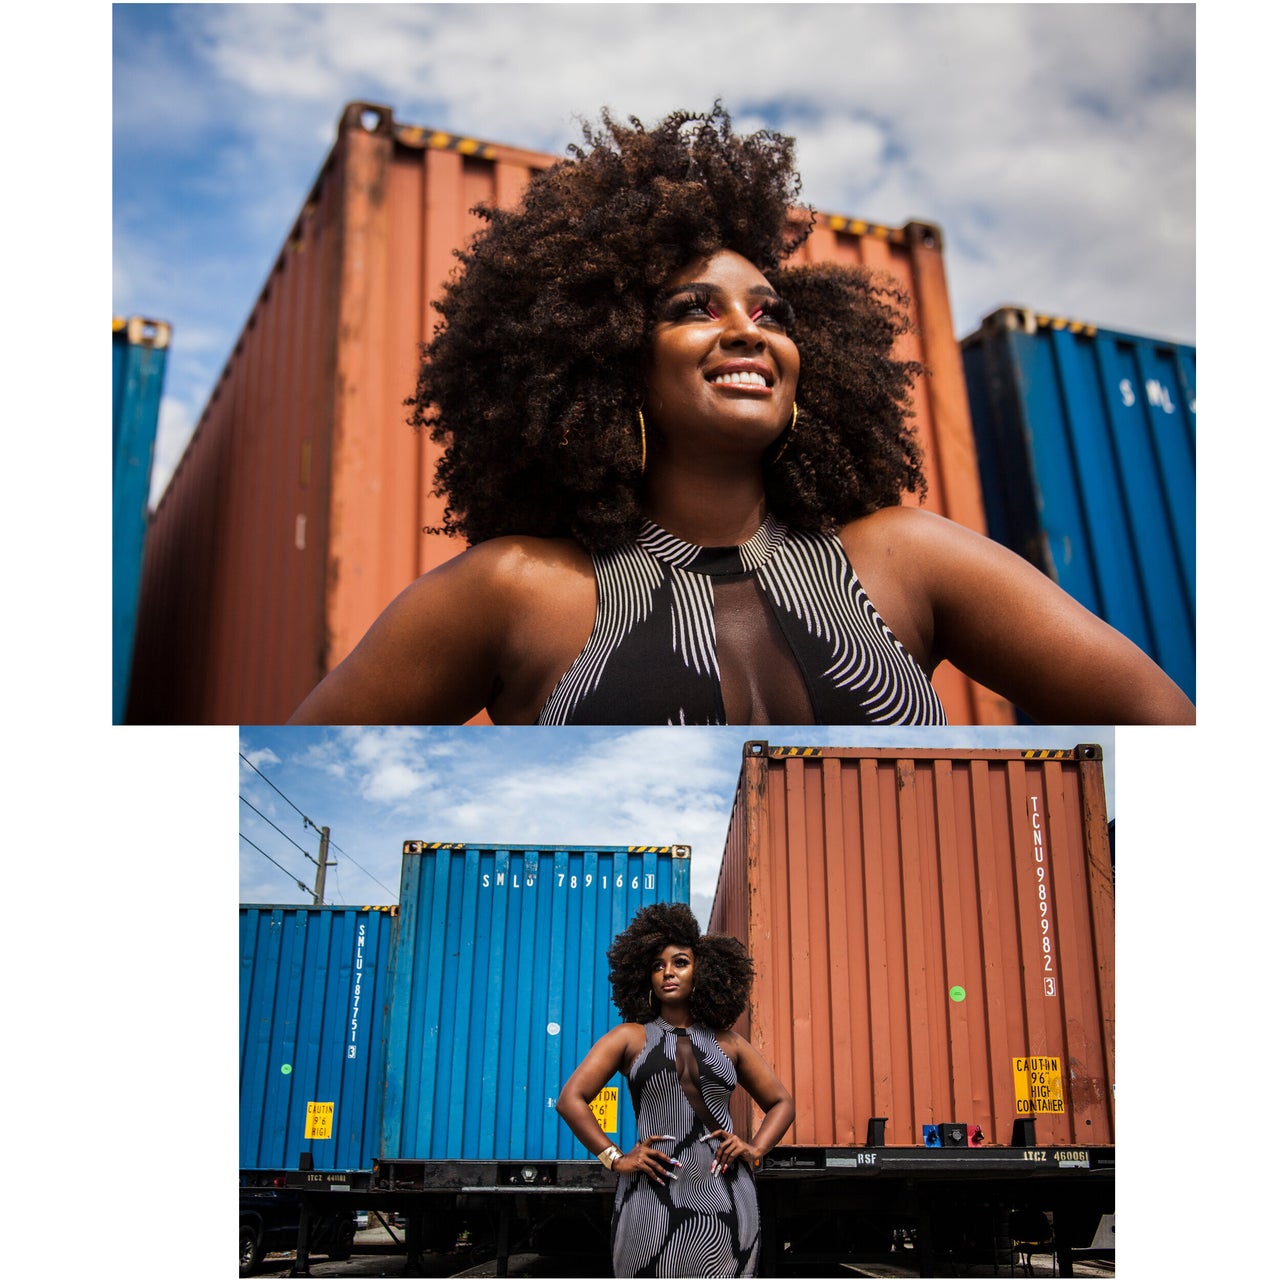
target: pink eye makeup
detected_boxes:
[656,284,794,330]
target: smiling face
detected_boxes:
[651,943,696,1006]
[644,249,800,458]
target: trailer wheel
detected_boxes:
[327,1216,355,1261]
[239,1224,265,1277]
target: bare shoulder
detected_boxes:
[835,505,959,668]
[838,503,966,565]
[286,533,595,725]
[426,533,593,593]
[713,1028,749,1062]
[464,535,596,722]
[613,1021,649,1071]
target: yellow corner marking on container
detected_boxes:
[115,316,172,349]
[1021,749,1071,760]
[1030,313,1099,338]
[589,1087,619,1134]
[771,746,824,758]
[305,1101,335,1140]
[818,214,904,243]
[1012,1057,1065,1116]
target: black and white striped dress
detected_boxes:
[536,515,946,725]
[613,1019,759,1278]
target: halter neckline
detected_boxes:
[636,514,787,577]
[651,1015,695,1033]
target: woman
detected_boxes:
[556,903,794,1278]
[288,104,1194,726]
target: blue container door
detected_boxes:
[382,844,691,1162]
[239,906,395,1173]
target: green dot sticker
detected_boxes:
[949,986,966,1002]
[281,1063,292,1075]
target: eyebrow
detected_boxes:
[655,281,783,304]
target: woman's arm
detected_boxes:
[845,507,1195,725]
[287,536,593,725]
[706,1032,795,1173]
[287,545,504,725]
[556,1026,679,1186]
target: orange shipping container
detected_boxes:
[127,101,1009,725]
[710,740,1114,1152]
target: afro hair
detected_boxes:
[606,901,754,1033]
[408,103,926,553]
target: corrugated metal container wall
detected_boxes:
[240,905,397,1173]
[710,742,1114,1152]
[126,100,1011,726]
[127,104,554,725]
[381,842,691,1162]
[112,315,170,725]
[962,307,1195,704]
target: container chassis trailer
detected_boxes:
[280,1137,1114,1277]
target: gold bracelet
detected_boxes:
[597,1144,624,1170]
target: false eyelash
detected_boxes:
[751,296,796,329]
[660,286,795,330]
[660,285,719,320]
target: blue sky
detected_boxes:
[238,723,1117,926]
[112,3,1196,505]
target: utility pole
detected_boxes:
[313,825,336,904]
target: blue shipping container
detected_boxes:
[381,842,692,1163]
[962,308,1195,705]
[112,316,170,724]
[239,905,397,1173]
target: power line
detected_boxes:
[239,794,320,866]
[239,751,324,836]
[240,832,317,900]
[239,750,399,902]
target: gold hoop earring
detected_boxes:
[637,408,647,476]
[772,402,798,463]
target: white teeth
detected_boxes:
[710,371,767,387]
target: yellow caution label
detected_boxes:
[589,1087,619,1134]
[305,1101,335,1140]
[1013,1057,1066,1114]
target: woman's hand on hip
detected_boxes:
[700,1129,760,1174]
[615,1135,681,1185]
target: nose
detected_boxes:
[719,302,766,349]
